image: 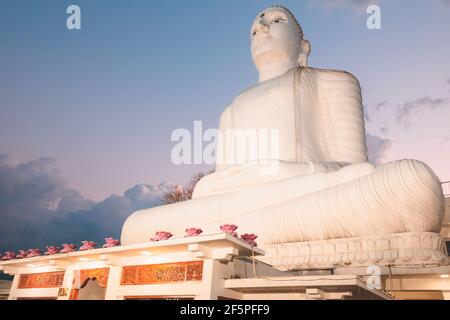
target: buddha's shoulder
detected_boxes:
[305,67,360,87]
[229,68,360,108]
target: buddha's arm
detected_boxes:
[215,106,233,172]
[318,70,368,164]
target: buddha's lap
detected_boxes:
[121,159,443,244]
[193,161,366,198]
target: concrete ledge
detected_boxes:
[259,232,448,270]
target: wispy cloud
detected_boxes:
[0,156,172,252]
[365,77,450,130]
[366,133,392,165]
[379,125,389,134]
[375,101,389,111]
[396,96,449,127]
[364,101,389,123]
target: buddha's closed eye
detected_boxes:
[271,18,286,24]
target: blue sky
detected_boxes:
[0,0,450,253]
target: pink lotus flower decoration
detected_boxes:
[150,231,173,241]
[1,251,16,260]
[220,224,238,237]
[240,233,258,247]
[27,249,42,258]
[79,241,97,251]
[45,246,60,255]
[103,238,120,248]
[16,250,28,259]
[60,244,77,253]
[185,228,203,237]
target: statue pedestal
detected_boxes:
[259,232,448,270]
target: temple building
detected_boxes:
[1,6,449,300]
[0,186,448,300]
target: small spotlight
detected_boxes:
[78,257,90,261]
[140,251,152,256]
[440,274,449,279]
[26,264,37,267]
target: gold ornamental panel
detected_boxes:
[121,261,203,285]
[18,271,65,289]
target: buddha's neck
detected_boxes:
[258,61,299,82]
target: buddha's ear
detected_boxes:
[298,39,311,66]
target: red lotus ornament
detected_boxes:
[16,250,28,259]
[60,244,77,253]
[103,238,120,248]
[45,246,61,255]
[185,228,203,237]
[240,233,258,247]
[150,231,173,241]
[220,224,238,237]
[1,251,16,260]
[27,249,42,258]
[79,241,97,251]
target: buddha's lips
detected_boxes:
[253,36,273,49]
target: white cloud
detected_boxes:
[396,96,449,127]
[366,133,392,165]
[0,156,173,253]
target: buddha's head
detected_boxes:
[251,6,310,81]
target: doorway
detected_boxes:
[76,278,107,300]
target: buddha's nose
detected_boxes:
[255,18,269,32]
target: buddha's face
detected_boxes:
[251,8,302,71]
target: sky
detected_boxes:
[0,0,450,254]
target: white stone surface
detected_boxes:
[121,6,446,267]
[1,234,256,300]
[259,232,448,270]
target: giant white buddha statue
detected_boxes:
[122,6,447,269]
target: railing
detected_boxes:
[442,181,450,197]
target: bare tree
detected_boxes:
[163,172,208,204]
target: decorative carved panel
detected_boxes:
[18,271,65,289]
[121,261,203,285]
[73,268,109,289]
